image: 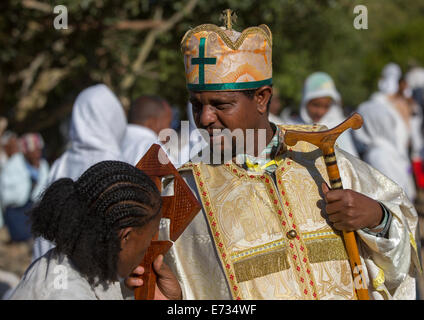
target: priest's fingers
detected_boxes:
[332,221,356,232]
[153,255,174,281]
[153,254,182,300]
[326,212,344,223]
[325,200,345,215]
[153,254,165,275]
[326,208,359,228]
[321,182,346,203]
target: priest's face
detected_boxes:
[189,87,272,160]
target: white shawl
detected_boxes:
[48,84,127,182]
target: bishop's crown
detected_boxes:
[181,9,272,91]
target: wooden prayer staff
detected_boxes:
[284,113,370,300]
[134,144,201,300]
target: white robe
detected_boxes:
[354,92,422,201]
[32,84,127,261]
[0,153,49,209]
[0,153,49,246]
[122,124,159,166]
[159,147,420,300]
[8,249,124,300]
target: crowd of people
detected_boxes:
[0,14,423,300]
[271,64,424,205]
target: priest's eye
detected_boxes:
[215,103,231,110]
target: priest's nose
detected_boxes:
[199,105,218,128]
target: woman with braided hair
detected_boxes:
[8,160,181,300]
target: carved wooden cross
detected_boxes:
[134,144,201,300]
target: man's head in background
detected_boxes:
[1,131,19,158]
[128,95,173,136]
[20,133,44,168]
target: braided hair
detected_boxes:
[30,160,162,286]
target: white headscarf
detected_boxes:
[33,84,127,261]
[48,84,127,182]
[378,63,401,95]
[299,72,358,156]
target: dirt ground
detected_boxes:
[0,227,33,278]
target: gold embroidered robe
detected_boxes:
[159,125,421,300]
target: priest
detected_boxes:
[129,11,421,300]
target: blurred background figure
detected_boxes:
[268,89,284,125]
[32,83,127,261]
[0,132,18,171]
[47,84,127,181]
[0,130,18,230]
[354,63,424,202]
[297,72,358,156]
[121,95,173,166]
[0,133,49,243]
[176,102,208,167]
[378,63,403,95]
[0,118,9,169]
[0,125,23,300]
[406,65,424,127]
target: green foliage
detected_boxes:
[1,0,424,159]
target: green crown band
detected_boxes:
[187,78,272,91]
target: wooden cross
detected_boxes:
[134,144,201,300]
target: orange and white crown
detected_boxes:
[181,9,272,91]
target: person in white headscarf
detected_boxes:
[121,95,173,166]
[354,64,424,202]
[297,72,358,156]
[48,84,127,181]
[354,96,417,201]
[0,133,49,242]
[378,63,402,95]
[32,83,127,261]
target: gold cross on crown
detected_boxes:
[220,9,237,30]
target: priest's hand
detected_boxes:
[124,255,182,300]
[321,183,383,232]
[152,254,182,300]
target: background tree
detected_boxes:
[1,0,424,161]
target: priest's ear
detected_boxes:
[254,86,273,114]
